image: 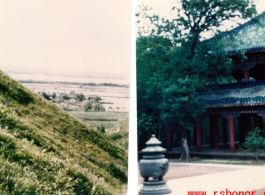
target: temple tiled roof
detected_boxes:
[201,13,265,108]
[207,12,265,54]
[201,81,265,108]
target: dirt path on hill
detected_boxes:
[138,163,240,185]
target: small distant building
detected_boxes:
[59,93,79,102]
[67,94,78,100]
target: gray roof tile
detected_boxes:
[202,81,265,108]
[208,12,265,53]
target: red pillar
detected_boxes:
[167,124,172,151]
[229,113,235,152]
[244,65,249,82]
[196,120,202,152]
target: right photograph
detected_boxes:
[136,0,265,194]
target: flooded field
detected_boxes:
[22,82,130,111]
[5,70,130,129]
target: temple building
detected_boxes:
[194,12,265,152]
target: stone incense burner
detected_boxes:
[138,134,171,195]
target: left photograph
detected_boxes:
[0,1,130,194]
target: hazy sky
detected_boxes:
[1,0,264,79]
[0,0,130,76]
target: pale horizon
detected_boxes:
[0,0,131,79]
[1,66,130,85]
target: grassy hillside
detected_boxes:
[0,71,128,195]
[107,117,129,150]
[68,111,129,129]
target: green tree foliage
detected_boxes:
[115,107,120,112]
[97,124,106,134]
[137,113,158,148]
[137,34,233,153]
[176,0,255,58]
[138,0,256,53]
[84,97,105,112]
[241,127,265,161]
[77,93,86,101]
[84,102,93,111]
[137,36,172,148]
[94,103,105,111]
[159,39,233,128]
[136,0,257,160]
[42,92,51,101]
[52,93,57,99]
[88,96,101,103]
[62,94,70,101]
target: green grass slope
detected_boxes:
[107,117,129,150]
[0,71,128,195]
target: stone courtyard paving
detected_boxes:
[138,162,265,195]
[138,163,241,185]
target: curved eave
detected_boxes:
[204,100,265,108]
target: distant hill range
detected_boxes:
[18,79,130,88]
[0,70,128,194]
